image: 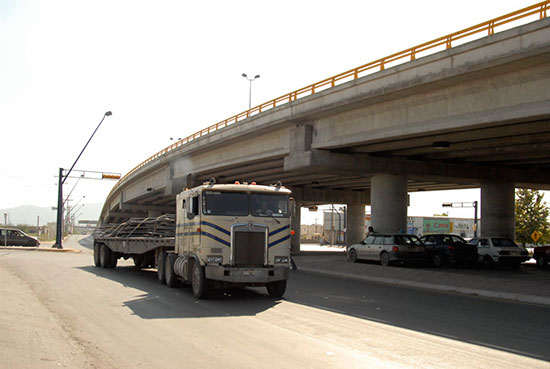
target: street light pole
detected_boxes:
[242,73,260,109]
[53,111,112,249]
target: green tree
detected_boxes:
[515,189,550,245]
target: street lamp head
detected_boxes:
[105,111,112,116]
[254,75,260,79]
[242,73,247,78]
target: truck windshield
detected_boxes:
[251,194,289,217]
[203,191,249,216]
[202,191,290,217]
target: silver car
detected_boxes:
[347,233,428,266]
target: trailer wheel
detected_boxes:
[191,261,209,299]
[109,252,118,269]
[266,280,287,298]
[157,252,167,285]
[99,244,112,268]
[165,253,179,288]
[93,243,101,267]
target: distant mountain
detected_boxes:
[0,203,103,226]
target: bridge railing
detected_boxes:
[110,1,549,194]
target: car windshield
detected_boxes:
[394,235,422,246]
[491,238,518,247]
[450,235,465,243]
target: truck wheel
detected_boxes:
[109,252,118,269]
[191,261,209,299]
[266,280,287,298]
[100,244,112,268]
[93,243,101,267]
[157,252,167,284]
[165,253,179,288]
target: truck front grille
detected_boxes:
[232,224,267,266]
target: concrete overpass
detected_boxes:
[100,5,550,249]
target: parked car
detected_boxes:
[347,233,428,266]
[420,234,478,267]
[533,245,550,268]
[467,237,529,268]
[0,228,40,246]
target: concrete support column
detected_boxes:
[346,204,366,245]
[481,181,515,238]
[291,201,302,252]
[371,174,408,234]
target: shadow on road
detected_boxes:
[284,269,550,362]
[78,264,279,320]
[78,258,549,362]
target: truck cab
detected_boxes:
[169,182,292,298]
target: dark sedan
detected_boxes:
[420,234,477,267]
[0,228,40,247]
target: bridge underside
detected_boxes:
[102,17,550,246]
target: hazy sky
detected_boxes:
[0,0,543,220]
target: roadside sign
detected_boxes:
[531,230,542,243]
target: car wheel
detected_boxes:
[165,253,179,288]
[99,244,112,268]
[380,252,390,267]
[432,253,444,268]
[510,262,522,270]
[157,252,167,284]
[266,280,287,298]
[191,260,209,299]
[348,249,358,263]
[93,243,101,267]
[482,255,495,268]
[536,255,547,268]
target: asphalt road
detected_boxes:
[0,236,548,369]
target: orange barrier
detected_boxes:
[110,1,549,194]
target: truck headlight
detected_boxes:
[274,256,289,264]
[207,255,223,264]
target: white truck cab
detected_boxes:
[171,182,292,298]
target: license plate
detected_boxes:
[243,269,255,276]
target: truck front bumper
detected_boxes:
[205,265,289,284]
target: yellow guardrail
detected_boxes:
[110,1,549,195]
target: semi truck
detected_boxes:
[93,181,293,299]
